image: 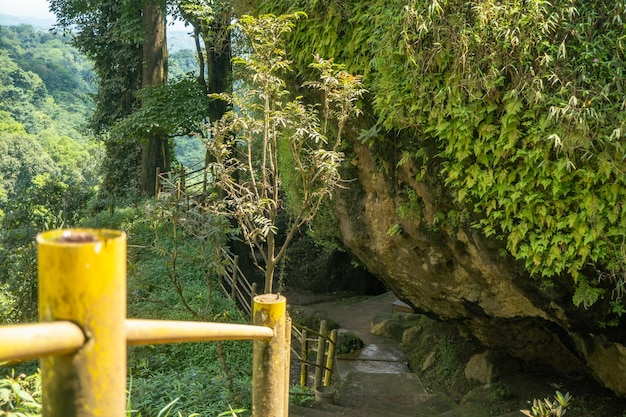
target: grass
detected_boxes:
[0,200,254,417]
[115,202,254,417]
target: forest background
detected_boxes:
[0,15,250,417]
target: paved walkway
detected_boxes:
[290,292,489,417]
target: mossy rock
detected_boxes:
[371,312,423,342]
[336,329,364,354]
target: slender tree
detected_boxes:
[207,14,365,293]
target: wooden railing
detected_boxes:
[218,253,338,390]
[155,164,339,390]
[0,228,290,417]
[291,321,338,389]
[155,154,210,203]
[218,253,258,317]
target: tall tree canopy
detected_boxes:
[49,0,237,197]
[50,0,169,196]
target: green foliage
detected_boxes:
[0,124,98,323]
[0,172,94,320]
[121,198,253,417]
[111,75,210,142]
[39,131,103,187]
[0,282,18,324]
[168,49,199,79]
[174,136,206,169]
[253,0,626,306]
[0,134,59,198]
[0,25,95,137]
[0,369,41,417]
[0,49,53,134]
[147,180,237,322]
[0,111,26,135]
[387,224,403,237]
[520,391,572,417]
[207,13,364,293]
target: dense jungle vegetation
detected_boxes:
[255,0,626,317]
[0,23,250,417]
[2,0,626,414]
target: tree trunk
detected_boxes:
[140,1,169,195]
[205,13,232,124]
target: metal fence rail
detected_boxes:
[0,228,290,417]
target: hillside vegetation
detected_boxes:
[255,0,626,318]
[0,24,102,320]
[0,24,251,416]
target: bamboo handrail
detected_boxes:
[0,321,85,362]
[125,319,273,345]
[0,228,292,417]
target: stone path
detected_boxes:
[289,292,495,417]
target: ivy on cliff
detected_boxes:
[254,0,626,308]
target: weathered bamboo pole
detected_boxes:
[323,329,338,386]
[252,294,289,417]
[125,319,273,344]
[300,328,308,387]
[38,229,126,417]
[284,316,292,416]
[314,320,328,388]
[0,322,84,363]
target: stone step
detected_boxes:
[335,372,428,405]
[291,395,493,417]
[290,400,419,417]
[289,403,346,417]
[336,343,410,380]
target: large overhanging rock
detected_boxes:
[333,140,626,397]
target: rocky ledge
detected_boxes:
[333,140,626,397]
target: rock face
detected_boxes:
[333,140,626,396]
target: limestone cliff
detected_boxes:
[333,139,626,397]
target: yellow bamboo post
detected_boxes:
[299,328,308,387]
[38,229,126,417]
[284,316,292,416]
[252,294,288,417]
[314,320,328,388]
[323,329,337,386]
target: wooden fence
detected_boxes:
[156,164,339,390]
[155,154,210,203]
[0,228,290,417]
[218,253,338,390]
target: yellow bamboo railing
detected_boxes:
[0,228,289,417]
